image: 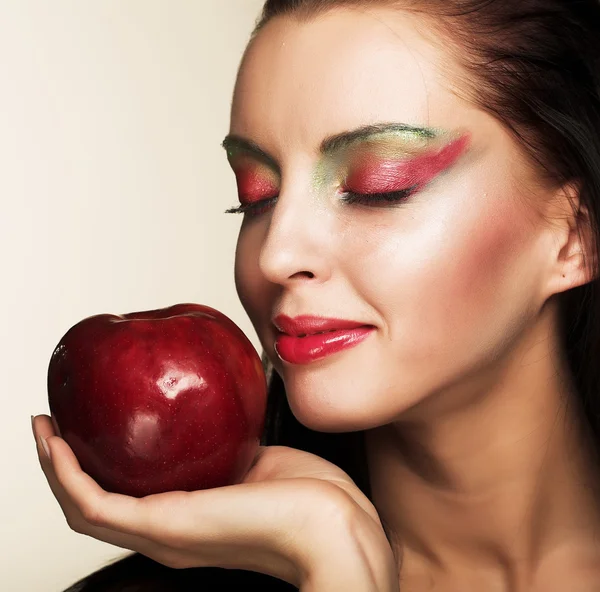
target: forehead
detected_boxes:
[230,8,469,158]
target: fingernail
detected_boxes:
[31,415,36,437]
[39,436,51,460]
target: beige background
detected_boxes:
[1,1,267,590]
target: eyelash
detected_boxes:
[224,185,418,217]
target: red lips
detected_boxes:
[273,315,370,336]
[272,315,376,364]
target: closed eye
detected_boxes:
[224,186,418,217]
[224,196,278,216]
[339,185,419,207]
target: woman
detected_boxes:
[32,0,600,590]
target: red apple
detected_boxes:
[47,303,267,497]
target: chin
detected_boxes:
[289,403,371,433]
[264,338,437,431]
[281,368,413,434]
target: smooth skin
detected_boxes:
[34,6,599,592]
[231,6,599,592]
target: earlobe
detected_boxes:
[557,248,594,293]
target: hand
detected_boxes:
[32,415,399,591]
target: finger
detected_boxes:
[32,416,81,514]
[32,419,149,541]
[31,420,127,536]
[33,432,99,537]
[32,416,204,568]
[32,414,56,442]
[33,429,168,557]
[46,436,143,529]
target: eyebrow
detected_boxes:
[221,123,439,164]
[221,136,277,167]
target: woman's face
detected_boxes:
[226,7,555,432]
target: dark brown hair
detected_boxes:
[65,1,600,589]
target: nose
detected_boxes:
[258,182,332,287]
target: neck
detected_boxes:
[365,302,600,589]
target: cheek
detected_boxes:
[234,231,260,311]
[438,203,532,333]
[348,192,536,362]
[234,226,274,333]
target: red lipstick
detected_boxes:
[273,315,375,364]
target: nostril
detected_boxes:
[290,271,315,279]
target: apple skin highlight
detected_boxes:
[47,303,267,498]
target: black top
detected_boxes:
[64,553,298,591]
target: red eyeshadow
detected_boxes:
[235,166,279,204]
[344,134,471,194]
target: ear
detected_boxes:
[543,182,597,299]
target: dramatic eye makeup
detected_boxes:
[222,124,470,216]
[222,140,281,216]
[338,131,471,208]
